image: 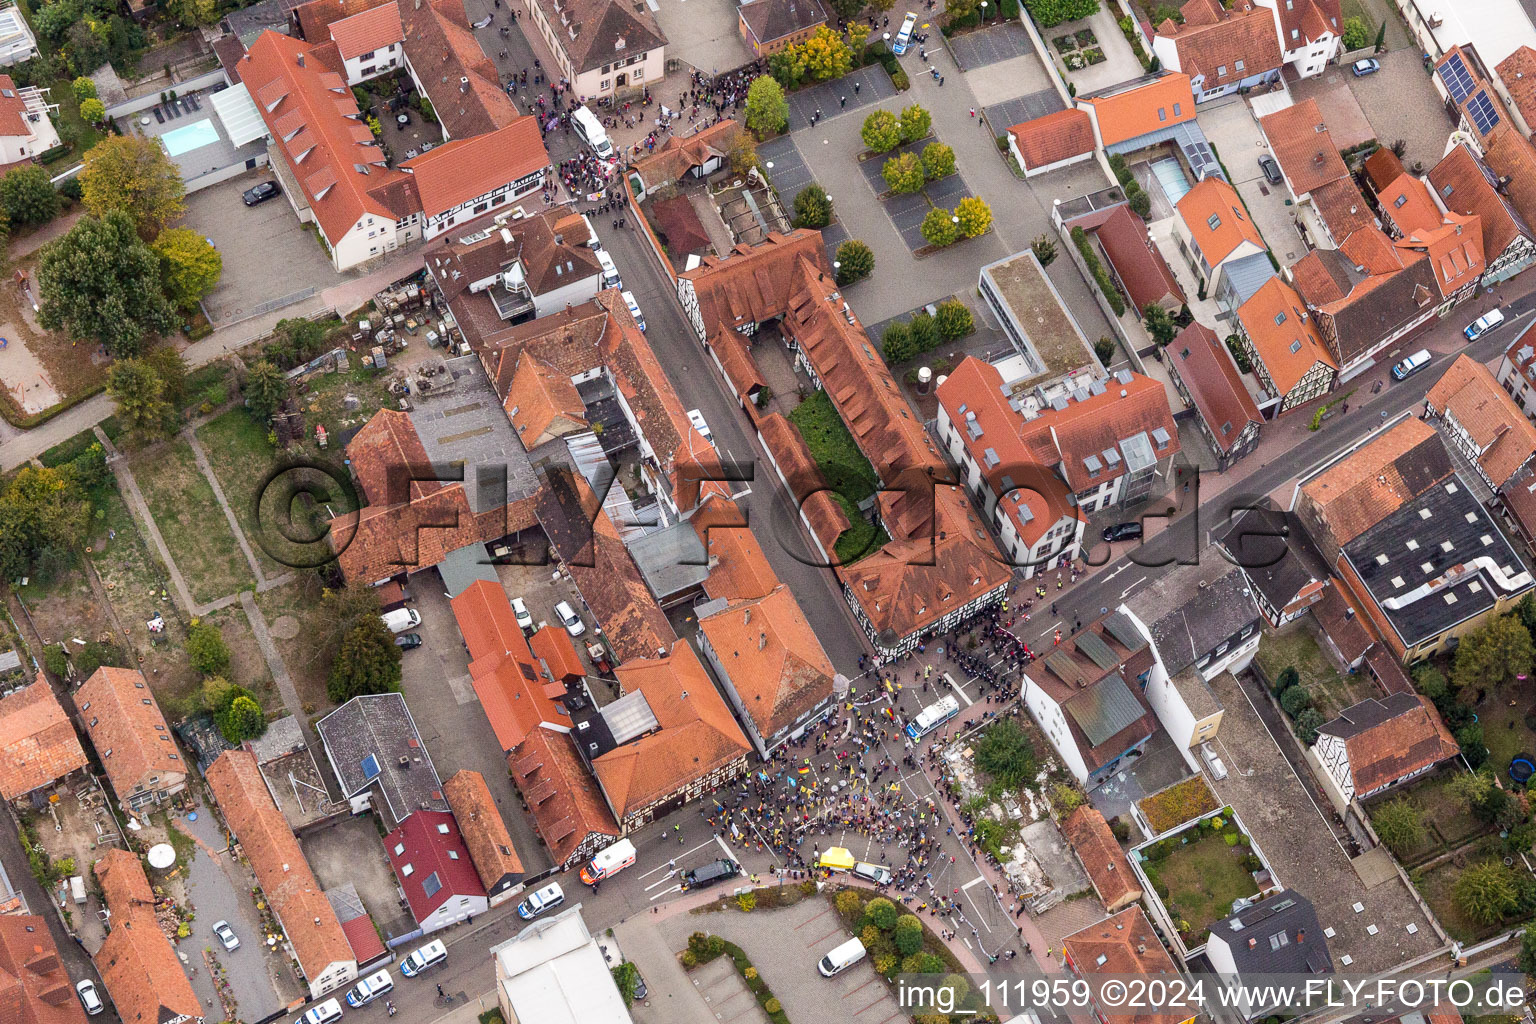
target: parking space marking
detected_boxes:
[648,883,682,900]
[640,838,718,877]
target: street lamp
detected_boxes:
[980,0,988,19]
[766,161,774,169]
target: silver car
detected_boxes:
[77,979,104,1015]
[212,920,240,951]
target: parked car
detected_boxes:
[212,920,240,951]
[681,858,739,891]
[242,181,280,206]
[632,968,648,1001]
[687,409,712,443]
[622,290,646,332]
[1258,154,1282,185]
[1101,522,1143,543]
[381,608,422,634]
[512,596,533,631]
[394,633,423,650]
[76,980,103,1016]
[554,600,586,637]
[1351,58,1380,76]
[517,882,566,919]
[1465,307,1506,340]
[1200,742,1228,781]
[299,998,344,1024]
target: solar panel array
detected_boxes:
[1439,52,1475,104]
[1468,90,1501,135]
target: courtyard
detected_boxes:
[1137,814,1264,948]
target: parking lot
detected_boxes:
[757,136,848,259]
[948,20,1034,70]
[785,66,896,133]
[648,0,754,75]
[183,170,338,324]
[1290,49,1454,175]
[856,138,976,251]
[300,813,417,942]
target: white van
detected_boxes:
[517,881,565,920]
[345,969,393,1007]
[622,290,646,332]
[1391,349,1432,380]
[380,608,421,634]
[399,938,447,977]
[571,106,614,160]
[299,998,344,1024]
[581,838,637,884]
[818,937,867,977]
[595,249,622,290]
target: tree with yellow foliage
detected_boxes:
[955,196,993,238]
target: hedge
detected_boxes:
[684,933,792,1024]
[1071,227,1126,316]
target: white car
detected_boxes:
[554,600,586,637]
[512,596,533,631]
[77,979,103,1015]
[212,920,239,951]
[1465,307,1506,340]
[300,998,344,1024]
[687,409,712,443]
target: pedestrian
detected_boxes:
[854,81,861,93]
[840,95,847,107]
[969,108,975,117]
[939,75,944,85]
[437,985,445,997]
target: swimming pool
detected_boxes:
[160,118,220,157]
[1150,157,1192,206]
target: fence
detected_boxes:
[104,68,227,121]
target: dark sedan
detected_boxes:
[242,181,280,206]
[1101,522,1143,543]
[395,633,423,649]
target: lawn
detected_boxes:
[1253,624,1378,720]
[128,438,257,605]
[1411,838,1511,944]
[1467,676,1536,779]
[1141,827,1260,946]
[255,577,335,714]
[787,389,879,504]
[1339,0,1375,34]
[1368,771,1492,868]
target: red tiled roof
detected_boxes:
[699,585,835,743]
[596,644,751,820]
[692,498,784,601]
[346,408,440,506]
[1497,46,1536,129]
[328,3,402,59]
[1502,472,1536,546]
[0,913,87,1024]
[400,0,521,139]
[401,118,547,218]
[94,850,200,1024]
[529,625,585,683]
[509,726,619,867]
[650,195,713,258]
[1063,907,1188,1024]
[631,120,741,188]
[1273,0,1338,48]
[442,769,524,891]
[1376,173,1442,237]
[1299,417,1449,547]
[1236,275,1335,397]
[1007,108,1095,168]
[1177,177,1264,265]
[1362,147,1405,193]
[1429,143,1530,262]
[451,579,564,752]
[0,678,87,801]
[207,751,355,984]
[385,811,486,922]
[293,0,396,40]
[1425,353,1536,488]
[331,486,530,584]
[1482,129,1536,239]
[506,352,587,448]
[1081,72,1196,147]
[1063,806,1141,912]
[1168,322,1261,455]
[678,230,831,335]
[339,916,386,966]
[1325,695,1459,794]
[1012,371,1180,492]
[75,668,183,804]
[1156,0,1282,92]
[1090,205,1184,311]
[1395,213,1484,298]
[1309,177,1378,241]
[1259,99,1347,197]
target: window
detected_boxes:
[601,79,610,90]
[1290,339,1302,353]
[402,864,415,876]
[437,823,451,834]
[449,850,459,859]
[1173,102,1182,115]
[1274,311,1286,325]
[634,69,644,81]
[1291,28,1298,38]
[1217,64,1227,77]
[359,49,375,60]
[1158,107,1167,121]
[394,843,405,855]
[1207,214,1222,230]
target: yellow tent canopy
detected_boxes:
[819,847,856,871]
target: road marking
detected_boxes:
[649,884,681,901]
[1102,563,1128,584]
[961,875,988,891]
[645,875,677,891]
[946,675,973,707]
[1120,576,1146,599]
[639,838,717,877]
[715,834,737,861]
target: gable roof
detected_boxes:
[1168,322,1261,455]
[399,0,521,139]
[1318,692,1459,793]
[1008,369,1181,493]
[0,914,86,1024]
[1062,806,1141,912]
[1063,906,1187,1024]
[506,352,588,447]
[206,751,354,982]
[595,644,751,819]
[1291,233,1440,366]
[630,120,741,188]
[1259,98,1348,197]
[94,850,201,1024]
[75,667,183,800]
[527,0,665,73]
[509,727,619,867]
[346,407,439,506]
[400,117,547,218]
[0,679,88,801]
[1376,172,1443,237]
[441,770,525,891]
[1299,417,1451,548]
[293,0,396,40]
[738,0,827,45]
[1425,353,1536,489]
[1156,0,1283,90]
[678,230,832,336]
[1090,205,1184,311]
[1080,72,1197,147]
[1395,213,1484,298]
[1209,891,1332,975]
[1497,45,1536,129]
[1482,128,1536,237]
[1429,143,1533,260]
[385,810,487,921]
[450,579,565,751]
[1178,176,1264,265]
[1007,108,1095,167]
[1236,275,1335,396]
[692,499,784,602]
[328,2,402,59]
[1273,0,1339,47]
[699,585,835,741]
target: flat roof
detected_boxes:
[1400,0,1536,66]
[408,355,539,515]
[979,250,1097,385]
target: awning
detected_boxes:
[210,82,267,148]
[819,847,856,871]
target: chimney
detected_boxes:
[297,52,306,67]
[1297,929,1305,943]
[460,76,470,92]
[680,690,689,699]
[1248,937,1258,948]
[759,632,767,651]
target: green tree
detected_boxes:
[1143,303,1178,345]
[70,76,96,103]
[1094,336,1115,363]
[327,617,403,702]
[65,22,109,78]
[882,322,915,364]
[1373,20,1386,50]
[934,299,973,339]
[920,142,955,181]
[169,0,217,26]
[1031,234,1057,266]
[1280,685,1312,718]
[792,184,833,228]
[1454,860,1520,925]
[186,619,230,677]
[79,136,186,240]
[882,152,925,194]
[899,104,931,144]
[38,210,177,356]
[974,719,1035,788]
[0,166,60,226]
[153,228,223,310]
[835,239,874,284]
[1448,768,1497,811]
[744,75,789,136]
[861,110,903,153]
[0,465,93,580]
[1519,926,1536,983]
[921,207,960,247]
[78,97,104,124]
[107,358,172,439]
[1453,612,1534,691]
[907,311,939,352]
[893,915,924,955]
[1274,665,1300,694]
[1024,0,1099,27]
[865,896,899,930]
[1293,707,1325,744]
[1342,16,1369,49]
[954,196,992,238]
[217,695,266,743]
[243,360,287,421]
[1373,798,1425,857]
[729,134,758,176]
[611,962,640,1007]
